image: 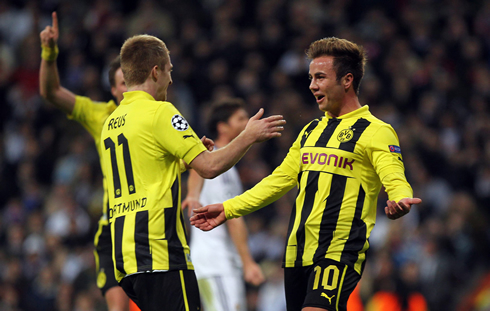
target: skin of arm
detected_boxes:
[226,217,265,286]
[39,12,76,115]
[189,108,285,179]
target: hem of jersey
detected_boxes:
[122,265,195,279]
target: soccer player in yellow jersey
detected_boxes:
[191,37,422,311]
[100,34,285,310]
[40,12,131,311]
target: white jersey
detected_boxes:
[190,165,243,279]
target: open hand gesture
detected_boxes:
[385,197,422,220]
[245,108,286,143]
[189,203,227,231]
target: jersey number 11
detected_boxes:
[104,134,136,198]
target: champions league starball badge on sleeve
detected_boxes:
[171,114,189,131]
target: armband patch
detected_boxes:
[389,145,401,153]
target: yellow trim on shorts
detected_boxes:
[180,271,190,311]
[336,265,348,311]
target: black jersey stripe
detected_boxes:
[340,185,367,268]
[294,171,320,266]
[301,120,320,147]
[118,134,136,195]
[283,172,302,264]
[114,216,126,274]
[285,172,303,240]
[165,178,187,269]
[315,118,341,147]
[135,210,152,271]
[313,174,347,262]
[338,118,371,152]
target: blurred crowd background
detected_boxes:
[1,0,490,310]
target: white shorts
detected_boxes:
[197,275,246,311]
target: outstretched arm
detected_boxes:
[39,12,76,114]
[227,218,265,286]
[189,108,285,179]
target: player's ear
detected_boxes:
[343,73,354,91]
[151,65,159,82]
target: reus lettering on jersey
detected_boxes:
[107,114,127,130]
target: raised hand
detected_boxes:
[244,108,286,143]
[385,197,422,220]
[190,203,227,231]
[40,12,59,48]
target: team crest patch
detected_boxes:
[337,128,354,142]
[171,114,189,131]
[389,145,401,153]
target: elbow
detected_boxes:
[40,88,54,102]
[195,164,221,179]
[199,168,220,179]
[39,88,48,100]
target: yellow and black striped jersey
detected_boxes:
[69,96,117,221]
[224,106,413,274]
[100,91,207,282]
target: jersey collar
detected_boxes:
[120,91,156,105]
[324,105,370,120]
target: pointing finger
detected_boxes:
[52,12,58,31]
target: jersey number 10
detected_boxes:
[104,134,136,198]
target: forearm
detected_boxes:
[382,172,413,202]
[224,165,297,219]
[226,218,255,266]
[190,131,255,179]
[186,169,204,199]
[39,53,76,114]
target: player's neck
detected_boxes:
[128,82,157,99]
[328,95,362,118]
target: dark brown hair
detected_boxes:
[208,98,246,138]
[108,56,121,88]
[306,37,367,94]
[120,35,169,87]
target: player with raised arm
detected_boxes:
[191,37,422,311]
[182,98,265,311]
[39,12,133,311]
[99,34,285,310]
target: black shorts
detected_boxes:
[94,219,119,296]
[120,271,201,311]
[284,258,361,311]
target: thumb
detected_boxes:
[409,198,422,205]
[250,108,264,121]
[192,206,207,214]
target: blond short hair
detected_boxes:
[306,37,367,94]
[120,35,169,87]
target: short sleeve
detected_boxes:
[153,103,206,164]
[69,96,115,140]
